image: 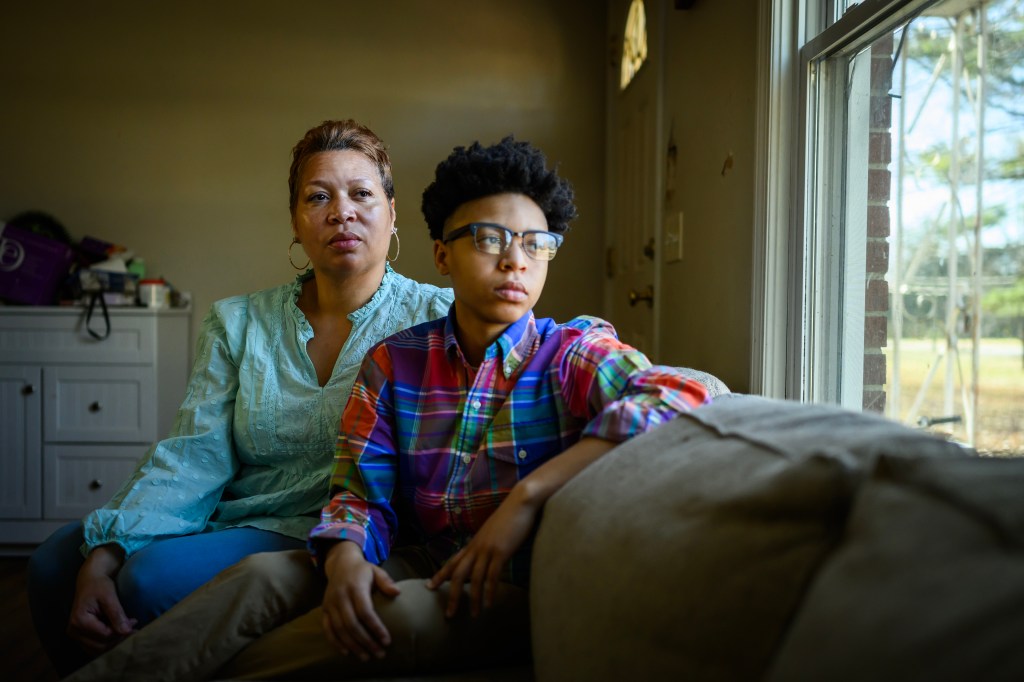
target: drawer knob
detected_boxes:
[21,384,36,396]
[89,479,104,490]
[89,401,103,413]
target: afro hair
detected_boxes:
[421,136,577,241]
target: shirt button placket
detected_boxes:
[455,390,483,526]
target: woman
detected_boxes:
[27,119,453,676]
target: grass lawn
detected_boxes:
[884,337,1023,456]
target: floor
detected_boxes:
[2,558,59,682]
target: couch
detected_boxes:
[530,393,1024,681]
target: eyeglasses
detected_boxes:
[442,222,564,261]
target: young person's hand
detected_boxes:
[67,545,138,654]
[426,483,540,618]
[321,540,401,661]
[427,437,618,619]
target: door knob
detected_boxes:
[628,286,654,308]
[89,401,102,412]
[643,238,656,260]
[21,384,35,396]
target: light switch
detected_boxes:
[664,212,683,263]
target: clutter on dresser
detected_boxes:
[0,210,187,310]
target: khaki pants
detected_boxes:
[66,549,531,682]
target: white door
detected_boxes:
[606,0,662,359]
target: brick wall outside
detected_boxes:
[863,33,894,413]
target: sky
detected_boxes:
[889,2,1024,253]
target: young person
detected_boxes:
[66,136,710,682]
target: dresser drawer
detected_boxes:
[43,444,147,519]
[44,366,157,443]
[0,310,156,365]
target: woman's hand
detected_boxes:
[321,541,401,662]
[426,484,540,619]
[67,545,138,654]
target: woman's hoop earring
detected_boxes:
[288,237,310,270]
[387,227,400,263]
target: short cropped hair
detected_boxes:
[288,119,394,215]
[421,136,577,241]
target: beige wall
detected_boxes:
[3,0,759,391]
[0,0,607,350]
[658,0,757,392]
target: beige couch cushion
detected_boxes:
[530,395,966,682]
[766,454,1024,682]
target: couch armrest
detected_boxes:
[675,367,730,398]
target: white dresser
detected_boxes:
[0,306,191,548]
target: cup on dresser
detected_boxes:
[138,278,171,309]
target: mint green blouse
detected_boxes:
[82,266,453,557]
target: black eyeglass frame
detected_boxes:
[441,222,565,261]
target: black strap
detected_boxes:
[85,291,111,340]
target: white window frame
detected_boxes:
[753,0,937,403]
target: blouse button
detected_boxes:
[461,454,471,465]
[471,400,482,410]
[518,449,528,460]
[453,506,462,515]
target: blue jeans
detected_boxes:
[27,521,306,676]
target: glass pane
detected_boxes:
[811,0,1024,455]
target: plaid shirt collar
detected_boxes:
[443,306,539,379]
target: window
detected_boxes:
[764,0,1023,454]
[620,0,648,90]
